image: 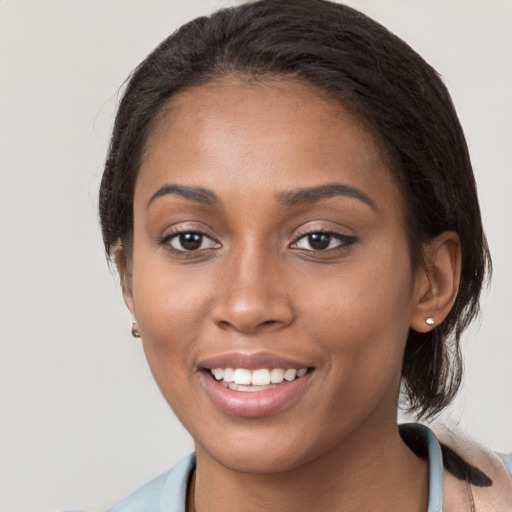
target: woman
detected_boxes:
[97,0,511,510]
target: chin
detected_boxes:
[191,417,341,475]
[200,441,315,475]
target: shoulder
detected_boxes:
[434,427,512,512]
[106,453,195,512]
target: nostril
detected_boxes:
[216,320,233,331]
[257,319,285,330]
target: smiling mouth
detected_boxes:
[207,367,311,392]
[200,358,315,417]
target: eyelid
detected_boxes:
[169,232,219,252]
[159,223,221,253]
[290,222,353,243]
[292,232,343,250]
[292,231,353,246]
[289,225,357,253]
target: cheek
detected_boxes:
[300,246,413,334]
[130,257,214,402]
[299,249,414,395]
[301,300,410,432]
[132,248,212,335]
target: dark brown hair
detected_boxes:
[99,0,491,418]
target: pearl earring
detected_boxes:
[425,317,435,326]
[131,321,141,338]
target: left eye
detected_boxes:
[168,232,219,252]
[292,232,348,251]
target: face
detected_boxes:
[122,78,425,474]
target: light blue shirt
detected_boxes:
[69,423,511,512]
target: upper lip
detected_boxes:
[198,352,313,371]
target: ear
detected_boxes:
[113,241,136,320]
[410,231,461,333]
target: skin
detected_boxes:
[117,77,461,512]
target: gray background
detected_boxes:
[1,1,510,511]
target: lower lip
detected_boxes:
[200,372,312,418]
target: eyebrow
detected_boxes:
[146,184,219,208]
[279,183,377,211]
[146,182,376,211]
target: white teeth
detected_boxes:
[251,368,271,386]
[283,369,297,381]
[270,368,285,383]
[233,368,252,385]
[210,367,309,388]
[223,368,235,382]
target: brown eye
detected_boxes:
[307,233,331,250]
[291,231,356,252]
[294,232,342,251]
[168,232,218,252]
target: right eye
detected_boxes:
[166,232,219,252]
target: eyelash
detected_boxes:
[290,230,356,253]
[160,229,220,254]
[160,228,355,255]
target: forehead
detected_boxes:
[138,77,401,210]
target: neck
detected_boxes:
[190,420,429,512]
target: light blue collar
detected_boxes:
[159,453,196,512]
[400,423,444,512]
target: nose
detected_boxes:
[211,247,295,334]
